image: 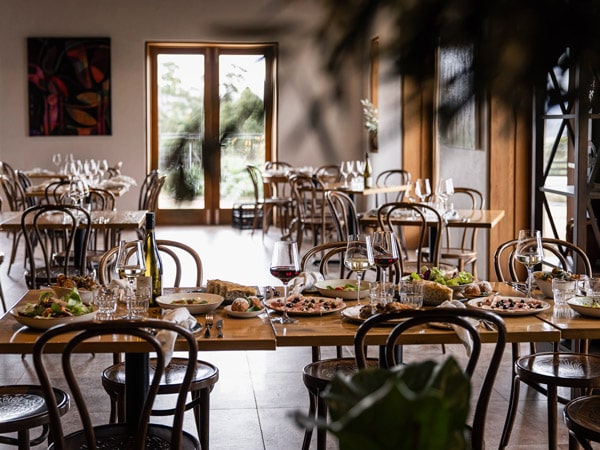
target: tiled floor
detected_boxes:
[0,225,581,449]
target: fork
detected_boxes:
[204,314,213,338]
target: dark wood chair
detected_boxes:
[301,307,506,450]
[563,394,600,450]
[33,319,200,449]
[246,165,292,236]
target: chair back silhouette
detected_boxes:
[354,308,507,450]
[33,319,200,450]
[375,169,411,207]
[138,170,165,212]
[98,239,203,287]
[377,202,444,274]
[0,173,31,274]
[494,237,592,282]
[15,171,36,208]
[325,190,360,241]
[43,179,71,205]
[21,204,92,289]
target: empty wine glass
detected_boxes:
[52,153,62,172]
[372,230,399,290]
[68,177,89,208]
[116,240,146,318]
[344,234,375,305]
[340,161,352,187]
[269,241,300,324]
[436,178,454,211]
[352,160,363,187]
[414,178,431,203]
[515,229,544,299]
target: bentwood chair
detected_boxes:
[246,165,292,236]
[98,241,217,448]
[563,395,600,450]
[325,190,361,241]
[374,169,411,207]
[301,307,506,450]
[136,170,166,238]
[33,320,200,450]
[0,173,31,275]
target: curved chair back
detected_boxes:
[264,161,292,171]
[354,307,507,450]
[375,169,411,207]
[494,237,593,282]
[21,204,92,289]
[98,239,203,287]
[33,319,199,450]
[246,165,265,203]
[325,190,360,241]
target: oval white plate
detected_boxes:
[223,305,264,318]
[11,306,97,330]
[314,279,369,300]
[567,297,600,318]
[156,293,224,315]
[465,296,550,316]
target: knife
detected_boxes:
[216,320,224,338]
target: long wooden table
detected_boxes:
[359,208,506,229]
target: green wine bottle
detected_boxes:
[144,212,163,306]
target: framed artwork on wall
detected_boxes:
[27,37,111,136]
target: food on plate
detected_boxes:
[19,290,94,319]
[53,273,97,291]
[269,294,344,313]
[411,279,453,305]
[534,268,584,282]
[231,296,264,312]
[325,283,357,292]
[475,296,546,311]
[463,280,494,297]
[172,298,209,305]
[206,279,257,300]
[409,266,474,286]
[358,301,414,319]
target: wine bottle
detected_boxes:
[363,152,373,189]
[143,212,163,306]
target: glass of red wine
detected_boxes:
[269,241,300,324]
[372,231,399,293]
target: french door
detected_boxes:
[147,43,277,225]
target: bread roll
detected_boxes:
[413,280,453,306]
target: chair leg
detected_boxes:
[500,374,522,448]
[198,388,211,450]
[302,392,317,450]
[316,392,327,450]
[547,384,558,450]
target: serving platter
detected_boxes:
[314,279,369,300]
[11,306,98,330]
[223,305,265,318]
[567,297,600,318]
[156,292,224,314]
[465,296,550,316]
[265,297,346,316]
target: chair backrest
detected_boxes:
[246,165,265,203]
[375,169,411,207]
[15,171,36,208]
[354,307,507,450]
[0,174,28,212]
[377,202,444,274]
[145,175,166,213]
[43,179,71,205]
[21,204,92,288]
[494,236,593,282]
[87,187,116,211]
[264,161,292,171]
[315,165,341,184]
[289,174,327,223]
[98,239,203,287]
[325,190,360,241]
[33,319,198,450]
[138,170,159,210]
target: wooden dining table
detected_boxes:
[359,208,506,229]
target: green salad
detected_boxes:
[20,289,94,319]
[409,266,474,286]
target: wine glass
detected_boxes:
[68,177,89,208]
[414,178,431,203]
[52,153,62,172]
[269,241,300,324]
[372,230,399,291]
[352,160,363,187]
[515,229,544,299]
[116,240,146,318]
[436,178,454,211]
[340,161,351,187]
[344,234,375,305]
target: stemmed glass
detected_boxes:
[372,230,399,291]
[515,229,544,299]
[68,177,89,208]
[269,241,300,324]
[352,160,363,188]
[436,178,454,211]
[344,234,375,305]
[116,240,146,318]
[340,161,352,187]
[52,153,62,172]
[414,178,431,203]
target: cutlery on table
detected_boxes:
[216,319,223,338]
[204,314,213,338]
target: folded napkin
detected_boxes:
[438,300,477,356]
[156,308,197,366]
[290,272,325,294]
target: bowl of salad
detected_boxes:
[315,279,370,300]
[407,266,475,298]
[11,290,97,330]
[533,269,587,298]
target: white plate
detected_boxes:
[314,279,369,300]
[156,293,224,314]
[223,305,265,318]
[567,297,600,318]
[465,296,550,316]
[11,306,98,330]
[265,297,346,316]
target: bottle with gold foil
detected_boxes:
[363,152,373,189]
[143,212,163,306]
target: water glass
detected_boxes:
[585,277,600,299]
[128,287,150,319]
[94,287,118,317]
[399,282,423,308]
[552,278,577,305]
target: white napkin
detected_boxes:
[438,300,477,356]
[290,272,325,294]
[156,308,197,366]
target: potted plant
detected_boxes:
[295,357,471,450]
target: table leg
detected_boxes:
[125,353,149,426]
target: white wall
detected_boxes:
[0,0,373,209]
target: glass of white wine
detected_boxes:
[515,229,544,299]
[344,234,374,305]
[116,240,146,318]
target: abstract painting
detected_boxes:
[28,37,111,136]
